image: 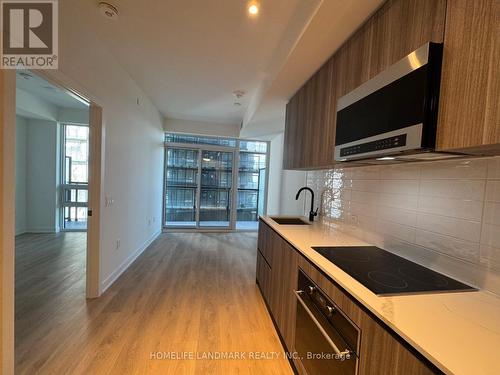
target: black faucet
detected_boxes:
[296,187,319,222]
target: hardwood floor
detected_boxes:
[15,232,293,375]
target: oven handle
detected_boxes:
[294,290,352,361]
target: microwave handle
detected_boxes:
[294,290,352,361]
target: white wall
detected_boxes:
[280,170,307,215]
[25,120,58,233]
[15,116,27,235]
[15,118,59,234]
[38,0,165,292]
[16,89,58,121]
[266,133,284,215]
[265,132,307,216]
[58,108,89,124]
[165,117,240,138]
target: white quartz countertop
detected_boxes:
[261,216,500,375]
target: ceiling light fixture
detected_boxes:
[248,2,259,16]
[99,2,119,20]
[376,156,396,161]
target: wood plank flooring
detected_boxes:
[15,232,293,375]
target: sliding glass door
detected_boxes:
[163,134,269,231]
[199,150,233,228]
[164,147,199,227]
[164,147,234,228]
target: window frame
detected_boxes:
[162,134,270,231]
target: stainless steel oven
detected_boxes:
[294,270,360,375]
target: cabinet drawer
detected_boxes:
[258,220,274,266]
[256,249,272,303]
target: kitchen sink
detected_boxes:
[270,217,309,225]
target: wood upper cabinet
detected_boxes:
[364,0,446,83]
[436,0,500,152]
[283,0,448,169]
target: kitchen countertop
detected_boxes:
[261,215,500,375]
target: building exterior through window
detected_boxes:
[164,133,269,230]
[61,124,89,231]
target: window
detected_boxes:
[236,141,267,230]
[165,133,237,147]
[61,124,89,230]
[163,134,269,230]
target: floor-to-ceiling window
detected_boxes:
[163,134,268,230]
[61,124,89,230]
[236,140,268,230]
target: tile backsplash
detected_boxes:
[306,156,500,296]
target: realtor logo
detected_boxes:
[1,0,58,69]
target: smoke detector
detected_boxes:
[233,90,245,106]
[18,72,32,80]
[99,2,119,20]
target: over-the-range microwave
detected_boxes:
[334,42,465,163]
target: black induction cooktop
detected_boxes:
[312,246,477,296]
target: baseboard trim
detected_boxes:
[24,227,57,233]
[100,230,161,293]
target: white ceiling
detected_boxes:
[241,0,385,137]
[75,0,321,125]
[70,0,384,135]
[16,71,89,110]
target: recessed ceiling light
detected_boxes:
[202,157,212,162]
[248,2,259,16]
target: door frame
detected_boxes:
[0,69,104,373]
[163,143,238,230]
[1,68,16,375]
[33,71,103,299]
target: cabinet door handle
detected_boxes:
[294,290,351,361]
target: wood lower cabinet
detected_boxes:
[256,249,272,303]
[257,219,274,266]
[269,238,298,352]
[257,220,298,351]
[256,220,440,374]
